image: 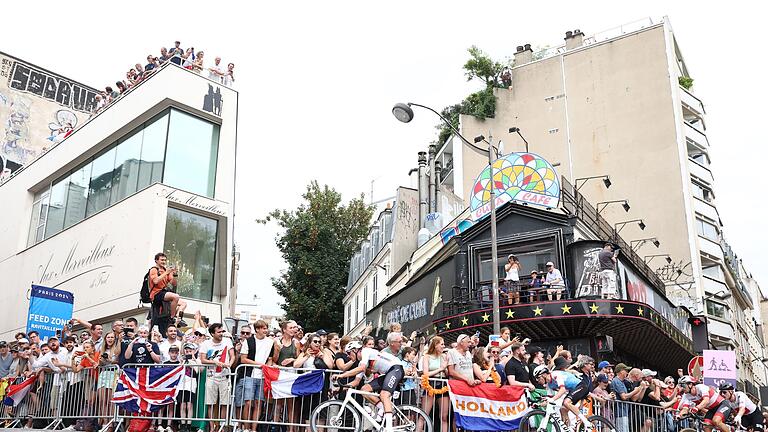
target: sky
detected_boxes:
[4,1,767,316]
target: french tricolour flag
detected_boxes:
[3,375,36,407]
[262,365,324,399]
[448,380,530,431]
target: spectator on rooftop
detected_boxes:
[191,51,205,74]
[169,41,184,64]
[116,81,128,94]
[159,47,172,64]
[208,57,225,83]
[223,63,235,87]
[145,55,159,72]
[105,86,119,101]
[134,63,146,80]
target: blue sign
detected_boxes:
[26,285,74,342]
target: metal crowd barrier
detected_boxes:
[593,398,681,432]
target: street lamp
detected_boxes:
[597,200,630,215]
[393,102,503,334]
[575,175,611,191]
[644,254,672,265]
[630,237,660,251]
[508,127,530,153]
[614,219,646,234]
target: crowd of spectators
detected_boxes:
[90,41,236,116]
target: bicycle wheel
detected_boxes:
[309,400,362,432]
[575,415,616,432]
[394,405,433,432]
[518,409,561,432]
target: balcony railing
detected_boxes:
[685,122,709,148]
[680,86,705,115]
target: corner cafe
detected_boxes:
[367,152,695,376]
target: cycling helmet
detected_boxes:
[718,382,735,391]
[344,341,362,352]
[533,365,551,378]
[678,375,696,385]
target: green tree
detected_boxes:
[259,182,373,331]
[463,46,506,88]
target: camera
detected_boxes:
[101,352,109,359]
[184,354,193,360]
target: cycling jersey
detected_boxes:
[734,391,757,415]
[548,370,581,392]
[359,348,400,375]
[680,384,724,410]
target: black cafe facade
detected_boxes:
[366,182,695,376]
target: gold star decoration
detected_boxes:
[589,303,600,314]
[481,313,490,322]
[444,321,451,329]
[637,307,644,316]
[505,309,515,319]
[533,306,543,316]
[561,304,572,314]
[615,305,624,314]
[461,317,469,326]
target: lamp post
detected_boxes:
[474,133,501,334]
[508,127,530,153]
[614,219,646,235]
[393,102,503,334]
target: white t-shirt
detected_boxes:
[447,348,474,381]
[506,265,520,281]
[208,64,225,82]
[734,391,757,415]
[199,338,234,377]
[359,348,400,375]
[38,348,72,385]
[240,336,273,379]
[159,339,183,363]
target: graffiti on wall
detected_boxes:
[0,53,94,176]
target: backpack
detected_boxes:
[140,267,158,304]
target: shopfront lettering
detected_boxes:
[386,298,427,324]
[160,188,227,217]
[37,236,116,285]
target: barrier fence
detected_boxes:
[1,365,686,432]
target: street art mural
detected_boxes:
[0,53,96,179]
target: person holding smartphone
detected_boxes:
[148,252,187,329]
[123,325,161,364]
[598,243,618,299]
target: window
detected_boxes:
[696,218,719,241]
[163,110,219,197]
[477,238,557,283]
[363,282,368,313]
[355,295,360,325]
[706,300,729,320]
[63,163,91,229]
[372,273,378,306]
[163,207,218,301]
[691,181,713,203]
[28,109,220,244]
[347,304,352,333]
[86,147,116,216]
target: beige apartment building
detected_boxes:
[437,18,767,391]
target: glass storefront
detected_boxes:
[163,207,218,301]
[28,109,220,245]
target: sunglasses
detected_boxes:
[311,340,321,344]
[240,331,251,335]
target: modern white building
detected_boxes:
[0,55,238,339]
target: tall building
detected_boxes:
[0,52,238,339]
[441,17,766,390]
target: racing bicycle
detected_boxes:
[309,384,433,432]
[517,392,616,432]
[677,413,750,432]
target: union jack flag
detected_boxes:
[112,365,185,413]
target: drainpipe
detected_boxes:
[428,145,437,213]
[434,160,442,213]
[418,151,428,229]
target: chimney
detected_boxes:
[565,29,584,51]
[428,144,437,213]
[417,151,428,229]
[513,44,533,66]
[433,160,442,212]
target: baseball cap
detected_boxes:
[0,341,7,347]
[183,342,197,350]
[194,328,208,336]
[316,329,328,336]
[554,356,569,370]
[642,369,657,377]
[598,361,614,369]
[596,373,610,383]
[456,334,470,344]
[546,261,555,267]
[614,363,631,374]
[17,338,29,344]
[527,345,544,357]
[169,345,180,352]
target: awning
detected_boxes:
[434,299,694,375]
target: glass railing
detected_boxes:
[680,86,705,115]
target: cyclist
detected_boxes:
[532,357,594,427]
[332,344,404,431]
[717,382,763,431]
[678,375,730,432]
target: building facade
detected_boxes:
[436,18,766,392]
[0,57,238,340]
